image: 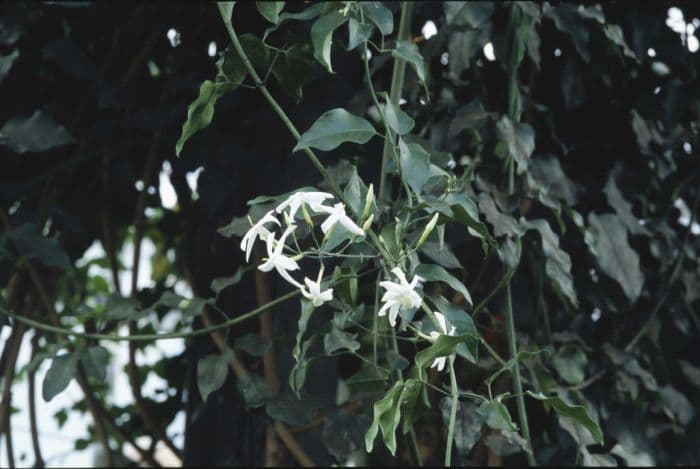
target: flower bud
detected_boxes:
[362,213,374,232]
[416,212,440,250]
[361,183,375,221]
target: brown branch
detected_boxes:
[253,245,285,465]
[27,334,45,468]
[123,132,182,461]
[0,324,26,469]
[200,310,315,467]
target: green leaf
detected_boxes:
[379,92,414,135]
[103,294,141,321]
[293,299,314,361]
[552,344,587,385]
[324,328,360,355]
[294,108,376,152]
[234,333,271,357]
[477,400,517,432]
[266,393,320,425]
[415,333,479,369]
[441,192,497,248]
[175,80,227,157]
[521,218,577,306]
[444,1,494,28]
[197,352,230,402]
[346,366,389,394]
[237,372,274,408]
[270,43,316,102]
[398,138,431,195]
[416,264,472,305]
[392,40,427,83]
[210,266,248,295]
[256,1,284,24]
[42,353,78,402]
[0,110,75,153]
[587,212,644,301]
[79,346,109,382]
[399,379,422,435]
[347,18,374,51]
[603,167,649,236]
[0,49,19,85]
[290,337,314,396]
[359,2,393,35]
[9,223,71,270]
[526,391,604,444]
[477,192,525,238]
[365,381,403,454]
[262,4,324,43]
[310,10,348,73]
[496,116,535,174]
[343,166,377,218]
[385,349,410,371]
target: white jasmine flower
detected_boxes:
[429,311,457,372]
[258,224,302,288]
[275,191,335,219]
[318,202,365,236]
[300,265,333,307]
[378,267,424,327]
[240,210,280,262]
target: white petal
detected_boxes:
[388,305,400,327]
[339,213,365,235]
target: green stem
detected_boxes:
[445,355,458,466]
[378,1,414,203]
[0,289,300,342]
[505,281,535,466]
[471,268,515,318]
[389,327,422,465]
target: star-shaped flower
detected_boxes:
[378,267,424,327]
[258,224,302,288]
[240,210,280,262]
[429,311,457,372]
[300,265,333,307]
[275,191,335,219]
[318,202,364,236]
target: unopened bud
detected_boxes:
[301,202,313,227]
[416,213,440,249]
[362,213,374,232]
[362,184,375,221]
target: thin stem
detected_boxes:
[379,1,414,203]
[505,282,535,466]
[445,355,459,467]
[0,289,300,342]
[471,268,515,318]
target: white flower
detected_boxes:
[275,191,335,219]
[318,202,364,236]
[240,210,280,262]
[300,265,333,307]
[378,267,424,327]
[429,311,457,372]
[258,224,302,288]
